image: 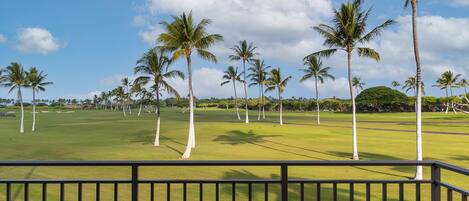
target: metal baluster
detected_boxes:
[318,183,321,201]
[382,183,387,201]
[281,165,288,201]
[167,183,171,201]
[150,183,154,201]
[265,183,269,201]
[6,183,11,201]
[42,183,47,201]
[131,165,139,201]
[366,183,371,201]
[349,183,354,201]
[232,183,236,201]
[96,183,100,201]
[114,183,119,201]
[183,183,187,201]
[416,183,421,201]
[333,183,338,201]
[300,183,304,201]
[78,183,83,201]
[248,183,252,201]
[216,183,219,201]
[431,165,441,201]
[24,183,29,201]
[60,182,65,201]
[199,183,203,201]
[399,183,404,201]
[446,189,452,201]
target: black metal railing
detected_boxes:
[0,160,467,201]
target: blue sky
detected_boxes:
[1,0,469,101]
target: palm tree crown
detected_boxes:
[26,67,53,92]
[1,62,29,93]
[299,56,335,84]
[221,66,242,86]
[352,77,365,91]
[433,70,461,96]
[403,76,425,95]
[158,12,223,62]
[134,48,184,98]
[265,68,292,94]
[307,0,395,60]
[229,40,258,62]
[248,59,270,87]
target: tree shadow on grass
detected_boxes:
[221,169,361,201]
[129,130,184,146]
[329,151,414,178]
[214,130,327,160]
[451,155,469,161]
[12,167,36,200]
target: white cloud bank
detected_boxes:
[15,27,63,54]
[0,34,7,43]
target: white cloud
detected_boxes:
[449,0,469,6]
[15,27,62,54]
[0,34,7,43]
[299,77,350,99]
[167,67,238,98]
[136,0,332,63]
[99,74,137,87]
[335,15,469,88]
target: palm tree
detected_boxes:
[1,63,29,133]
[26,67,53,132]
[229,40,259,123]
[131,81,146,116]
[392,81,401,90]
[352,77,366,95]
[459,78,468,96]
[134,48,184,146]
[221,66,243,120]
[248,59,270,120]
[405,0,424,180]
[121,77,132,115]
[265,68,291,126]
[158,12,223,158]
[433,70,461,114]
[307,0,394,160]
[403,76,425,95]
[299,56,335,125]
[114,86,126,116]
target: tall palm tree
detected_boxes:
[229,40,259,123]
[114,86,126,116]
[121,77,132,115]
[134,48,184,146]
[433,70,461,114]
[403,76,425,96]
[1,63,29,133]
[26,67,53,132]
[265,68,291,126]
[221,66,243,120]
[392,81,401,90]
[459,78,468,96]
[131,81,146,116]
[248,59,270,120]
[307,0,394,160]
[405,0,424,180]
[299,56,335,125]
[352,77,366,95]
[158,12,223,158]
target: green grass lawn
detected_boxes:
[0,107,468,200]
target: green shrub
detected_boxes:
[356,86,409,112]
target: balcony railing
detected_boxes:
[0,160,467,201]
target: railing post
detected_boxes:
[431,164,441,201]
[132,165,139,201]
[281,164,288,201]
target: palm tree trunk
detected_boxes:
[347,51,359,160]
[18,88,24,133]
[182,53,195,159]
[315,77,320,125]
[154,88,161,146]
[233,80,241,120]
[262,85,265,119]
[279,89,283,125]
[128,105,132,115]
[138,102,142,116]
[122,103,126,117]
[445,88,449,114]
[243,60,249,123]
[257,85,261,120]
[32,90,36,132]
[411,0,423,180]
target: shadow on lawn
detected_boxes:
[221,169,360,201]
[451,155,469,161]
[329,151,414,178]
[214,130,327,160]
